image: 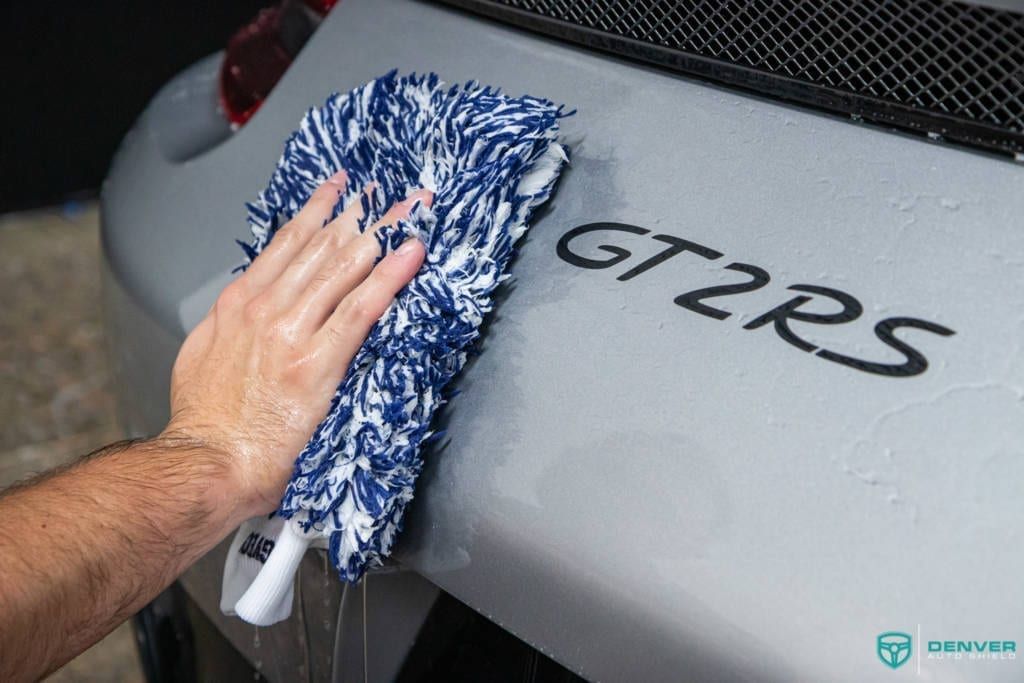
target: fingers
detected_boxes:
[241,170,348,293]
[263,184,377,317]
[262,196,368,310]
[368,189,433,233]
[310,238,426,380]
[323,182,376,244]
[279,189,433,332]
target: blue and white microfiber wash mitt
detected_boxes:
[224,71,569,625]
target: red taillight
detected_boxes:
[219,0,336,128]
[302,0,338,13]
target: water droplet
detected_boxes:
[892,195,916,211]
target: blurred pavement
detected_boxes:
[0,203,144,682]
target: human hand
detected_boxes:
[165,171,430,518]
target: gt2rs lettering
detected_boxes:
[744,284,864,353]
[675,262,770,321]
[556,223,955,378]
[555,222,650,270]
[618,235,723,281]
[816,318,955,377]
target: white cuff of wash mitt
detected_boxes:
[223,516,317,626]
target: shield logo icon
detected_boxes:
[877,632,913,669]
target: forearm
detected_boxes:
[0,174,425,681]
[0,435,248,681]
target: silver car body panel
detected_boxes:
[102,0,1024,680]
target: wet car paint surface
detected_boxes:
[103,1,1024,680]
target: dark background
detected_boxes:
[1,2,274,213]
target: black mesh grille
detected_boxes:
[439,0,1024,157]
